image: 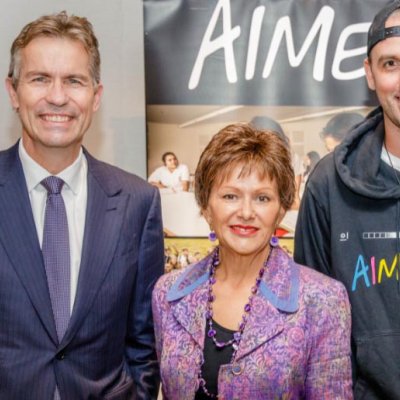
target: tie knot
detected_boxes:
[41,176,65,195]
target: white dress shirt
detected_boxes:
[19,140,88,313]
[148,164,190,191]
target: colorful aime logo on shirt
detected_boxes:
[352,254,399,291]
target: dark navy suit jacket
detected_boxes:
[0,142,164,399]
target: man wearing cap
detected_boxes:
[295,1,400,398]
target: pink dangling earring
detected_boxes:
[270,235,279,247]
[208,230,217,242]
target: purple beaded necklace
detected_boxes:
[198,245,273,398]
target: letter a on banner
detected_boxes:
[189,0,240,90]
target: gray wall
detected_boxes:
[0,0,147,178]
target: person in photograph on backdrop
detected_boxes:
[320,112,364,152]
[300,150,321,197]
[295,2,400,398]
[148,151,190,192]
[302,151,320,182]
[250,116,303,209]
[0,11,163,400]
[177,247,191,268]
[152,123,352,399]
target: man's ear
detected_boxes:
[5,78,19,110]
[364,57,376,91]
[92,82,103,112]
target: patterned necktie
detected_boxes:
[41,176,70,342]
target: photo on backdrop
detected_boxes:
[146,104,370,237]
[164,237,295,273]
[144,0,380,239]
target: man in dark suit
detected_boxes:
[1,11,164,399]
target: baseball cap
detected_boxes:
[368,1,400,55]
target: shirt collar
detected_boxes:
[18,139,86,194]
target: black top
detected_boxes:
[194,319,235,399]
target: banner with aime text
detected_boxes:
[143,0,381,250]
[144,0,382,106]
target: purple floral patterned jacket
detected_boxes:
[152,247,352,399]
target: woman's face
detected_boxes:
[203,164,284,258]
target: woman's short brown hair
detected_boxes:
[8,11,100,88]
[195,123,295,211]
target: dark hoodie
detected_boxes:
[295,107,400,400]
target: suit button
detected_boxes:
[231,363,242,375]
[56,351,65,360]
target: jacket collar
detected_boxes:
[166,246,300,360]
[167,246,299,313]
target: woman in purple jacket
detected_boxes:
[152,123,352,399]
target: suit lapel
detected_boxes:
[170,283,208,348]
[167,255,213,348]
[170,279,288,359]
[63,159,127,345]
[0,146,58,343]
[235,247,300,361]
[170,285,290,361]
[234,296,286,361]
